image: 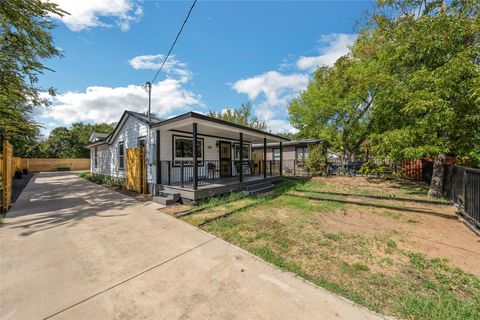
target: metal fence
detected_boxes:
[443,165,480,227]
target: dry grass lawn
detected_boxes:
[168,177,480,320]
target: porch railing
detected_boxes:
[159,160,284,187]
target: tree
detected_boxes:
[41,123,115,158]
[0,0,66,154]
[289,0,479,198]
[356,0,480,197]
[289,56,382,163]
[208,103,267,130]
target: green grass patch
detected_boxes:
[180,177,479,319]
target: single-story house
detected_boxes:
[87,110,289,203]
[252,139,329,175]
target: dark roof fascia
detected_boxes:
[126,111,162,126]
[152,112,290,141]
[252,139,326,148]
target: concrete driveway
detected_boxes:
[1,172,386,320]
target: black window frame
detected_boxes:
[118,141,125,170]
[94,147,98,168]
[233,143,251,161]
[137,136,146,148]
[172,135,204,167]
[296,146,308,161]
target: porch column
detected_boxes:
[279,141,283,176]
[193,122,198,190]
[263,137,267,179]
[239,132,243,183]
[156,130,161,184]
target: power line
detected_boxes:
[150,0,198,84]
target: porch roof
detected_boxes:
[152,112,289,143]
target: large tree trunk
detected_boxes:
[427,154,445,198]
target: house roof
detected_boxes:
[152,112,289,142]
[126,110,163,125]
[251,139,328,148]
[88,132,110,143]
[86,110,158,148]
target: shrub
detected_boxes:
[304,143,327,176]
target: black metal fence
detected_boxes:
[444,166,480,227]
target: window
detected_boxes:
[296,146,308,161]
[173,136,203,165]
[138,136,146,148]
[94,147,98,168]
[234,144,250,161]
[273,148,281,161]
[118,142,125,170]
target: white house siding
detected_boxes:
[90,116,154,184]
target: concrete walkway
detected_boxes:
[1,172,386,320]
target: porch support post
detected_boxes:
[239,132,243,183]
[263,137,267,179]
[156,130,161,185]
[193,122,198,190]
[279,141,283,176]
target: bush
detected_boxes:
[78,172,124,188]
[304,143,327,176]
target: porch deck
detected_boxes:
[157,174,282,202]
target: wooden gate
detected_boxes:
[1,140,13,212]
[126,147,146,194]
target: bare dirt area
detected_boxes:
[181,176,480,319]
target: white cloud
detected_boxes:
[51,0,143,31]
[232,71,309,133]
[230,33,358,133]
[128,54,191,81]
[37,79,202,128]
[296,33,357,71]
[232,71,308,107]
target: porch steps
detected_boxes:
[153,191,181,206]
[242,182,275,196]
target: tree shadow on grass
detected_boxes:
[295,189,449,206]
[286,194,456,220]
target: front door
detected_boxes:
[219,141,231,177]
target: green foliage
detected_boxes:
[304,143,327,176]
[78,172,124,188]
[289,0,480,167]
[207,102,267,130]
[40,122,114,158]
[0,1,67,155]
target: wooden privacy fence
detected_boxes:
[20,158,90,172]
[126,147,146,194]
[1,140,14,212]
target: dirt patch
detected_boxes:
[109,187,153,202]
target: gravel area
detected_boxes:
[12,173,34,203]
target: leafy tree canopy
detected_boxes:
[208,102,267,130]
[0,0,66,153]
[40,122,115,158]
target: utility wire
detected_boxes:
[150,0,198,84]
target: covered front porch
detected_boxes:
[151,112,288,201]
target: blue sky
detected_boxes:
[37,0,371,136]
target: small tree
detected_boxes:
[208,102,266,130]
[304,143,327,176]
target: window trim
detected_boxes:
[233,143,251,161]
[137,136,146,148]
[118,141,125,170]
[94,147,98,168]
[171,134,204,167]
[295,146,308,161]
[272,147,281,161]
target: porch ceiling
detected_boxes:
[152,112,288,143]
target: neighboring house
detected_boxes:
[252,139,329,175]
[87,110,288,203]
